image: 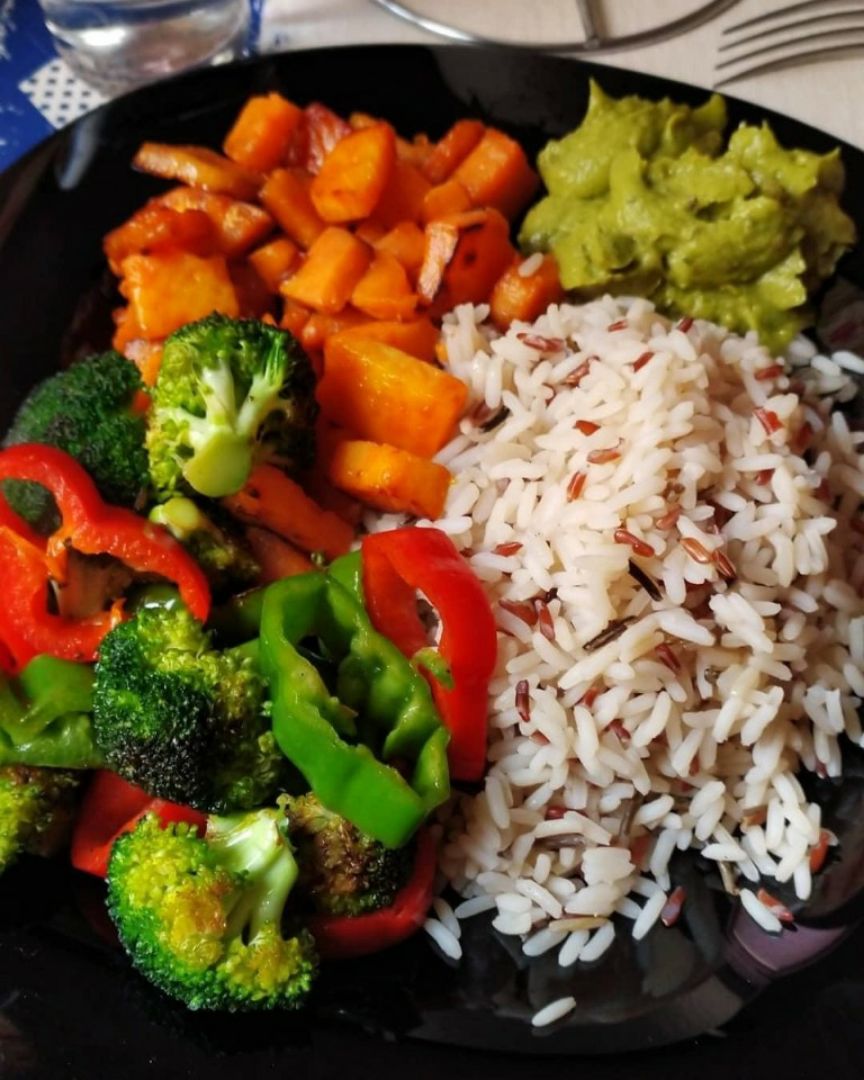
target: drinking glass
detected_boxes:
[37,0,250,92]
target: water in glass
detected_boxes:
[38,0,250,91]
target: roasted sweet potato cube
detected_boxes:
[327,439,451,520]
[310,123,396,223]
[133,142,262,200]
[490,253,564,329]
[104,203,216,274]
[260,168,326,249]
[280,227,371,314]
[318,335,467,457]
[157,187,273,257]
[452,128,539,219]
[248,236,300,292]
[118,251,239,339]
[223,92,304,173]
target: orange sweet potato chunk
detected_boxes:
[334,317,438,362]
[451,128,539,220]
[157,187,273,258]
[223,93,304,173]
[350,252,418,321]
[490,253,564,330]
[327,439,451,520]
[133,142,262,200]
[373,221,426,282]
[248,236,300,292]
[310,123,396,223]
[280,227,371,314]
[318,335,467,457]
[422,119,485,185]
[260,168,326,249]
[104,203,216,274]
[372,159,430,230]
[119,251,239,339]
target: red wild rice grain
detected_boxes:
[630,833,652,868]
[633,351,655,372]
[500,598,538,626]
[815,760,828,778]
[655,643,681,673]
[608,718,630,742]
[741,805,768,828]
[517,332,565,352]
[607,319,628,331]
[494,541,523,556]
[661,886,687,927]
[574,419,600,435]
[792,421,813,454]
[545,806,567,820]
[755,364,784,381]
[756,888,794,924]
[809,829,831,873]
[754,406,782,435]
[531,732,550,745]
[534,599,556,642]
[515,679,531,724]
[563,360,592,386]
[614,528,655,558]
[682,537,713,564]
[656,506,681,530]
[587,446,621,465]
[756,468,775,485]
[677,316,694,332]
[578,687,599,709]
[567,472,587,500]
[816,478,831,502]
[712,549,737,581]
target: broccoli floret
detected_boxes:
[147,314,318,500]
[149,496,259,594]
[107,810,317,1011]
[92,604,288,813]
[0,765,79,874]
[285,793,412,917]
[3,351,148,531]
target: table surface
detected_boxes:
[0,0,862,173]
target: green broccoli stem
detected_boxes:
[180,341,289,498]
[207,810,299,939]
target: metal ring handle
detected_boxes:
[370,0,742,54]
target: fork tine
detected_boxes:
[723,0,857,36]
[719,9,864,52]
[715,25,864,70]
[714,40,864,86]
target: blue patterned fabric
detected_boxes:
[0,0,265,171]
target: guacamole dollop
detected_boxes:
[519,81,856,351]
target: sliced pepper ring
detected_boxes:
[0,444,211,667]
[361,527,497,782]
[260,571,450,849]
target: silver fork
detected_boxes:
[715,0,864,87]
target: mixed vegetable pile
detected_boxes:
[0,80,854,1014]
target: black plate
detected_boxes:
[1,45,864,1080]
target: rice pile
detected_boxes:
[385,295,864,974]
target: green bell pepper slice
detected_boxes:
[0,655,103,768]
[260,571,449,849]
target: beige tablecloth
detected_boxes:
[260,0,864,150]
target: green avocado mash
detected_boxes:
[519,81,856,351]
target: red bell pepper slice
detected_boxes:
[70,770,207,878]
[361,527,497,782]
[0,527,123,669]
[0,444,210,667]
[309,828,437,959]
